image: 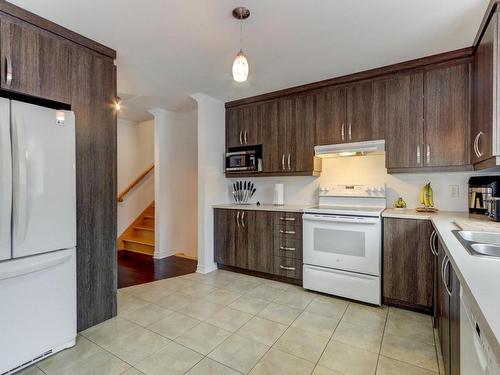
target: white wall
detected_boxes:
[151,109,198,259]
[117,119,154,235]
[169,111,198,258]
[227,154,500,212]
[192,93,228,274]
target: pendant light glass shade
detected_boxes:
[232,49,249,82]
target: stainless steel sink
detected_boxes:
[470,243,500,257]
[457,231,500,245]
[452,230,500,258]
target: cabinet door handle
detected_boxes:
[348,123,352,140]
[5,56,12,87]
[429,230,437,257]
[341,124,345,141]
[441,255,452,296]
[279,246,296,251]
[426,144,430,164]
[416,145,421,164]
[239,131,243,145]
[281,154,285,170]
[474,132,484,158]
[279,217,295,221]
[236,211,240,227]
[444,257,452,296]
[241,211,245,228]
[279,265,296,271]
[244,130,248,145]
[280,230,296,235]
[287,154,291,171]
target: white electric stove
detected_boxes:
[303,184,386,305]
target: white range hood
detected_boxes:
[314,139,385,158]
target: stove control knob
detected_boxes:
[377,186,385,194]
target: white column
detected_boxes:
[190,93,228,274]
[149,108,176,259]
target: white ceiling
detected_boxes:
[11,0,489,122]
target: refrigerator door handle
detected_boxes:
[0,252,72,281]
[12,114,29,246]
[0,99,11,258]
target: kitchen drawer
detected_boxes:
[273,256,302,280]
[273,212,303,226]
[274,225,302,239]
[274,237,303,259]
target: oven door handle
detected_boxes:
[303,214,379,224]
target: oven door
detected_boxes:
[303,213,381,276]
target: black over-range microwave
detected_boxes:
[225,145,262,173]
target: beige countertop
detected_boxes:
[212,203,308,213]
[385,208,500,358]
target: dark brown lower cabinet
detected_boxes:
[214,208,302,281]
[248,211,274,273]
[383,218,434,313]
[214,209,249,269]
[436,239,460,375]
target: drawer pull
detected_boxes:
[280,230,296,235]
[279,217,296,221]
[279,246,295,251]
[279,265,296,271]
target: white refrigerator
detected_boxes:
[0,98,77,374]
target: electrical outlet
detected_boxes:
[449,185,459,198]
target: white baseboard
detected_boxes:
[153,248,176,259]
[196,262,217,274]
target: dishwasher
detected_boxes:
[461,288,500,375]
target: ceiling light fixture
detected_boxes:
[232,7,250,82]
[115,97,122,111]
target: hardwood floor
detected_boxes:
[117,250,197,288]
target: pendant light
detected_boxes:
[232,7,250,82]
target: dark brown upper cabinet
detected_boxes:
[226,105,259,148]
[315,87,346,145]
[424,63,470,168]
[292,95,316,172]
[275,94,318,174]
[258,100,281,173]
[471,11,497,169]
[0,14,71,103]
[385,72,424,170]
[314,81,384,146]
[386,62,470,172]
[346,80,385,142]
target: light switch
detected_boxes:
[449,185,459,198]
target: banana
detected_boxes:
[419,182,434,207]
[427,183,434,207]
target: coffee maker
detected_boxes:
[468,176,500,220]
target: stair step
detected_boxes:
[133,226,154,241]
[122,237,154,256]
[143,215,154,220]
[123,237,154,246]
[134,226,154,232]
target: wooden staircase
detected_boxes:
[118,202,155,256]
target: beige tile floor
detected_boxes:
[18,270,441,375]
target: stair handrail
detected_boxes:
[117,163,154,202]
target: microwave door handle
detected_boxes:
[303,215,379,224]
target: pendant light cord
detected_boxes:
[239,17,243,51]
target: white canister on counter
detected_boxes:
[273,183,284,206]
